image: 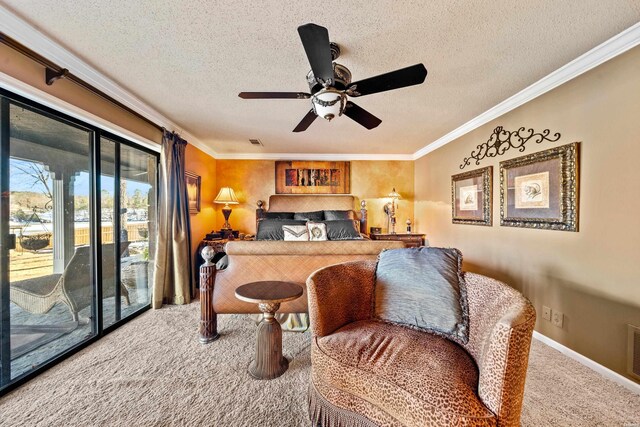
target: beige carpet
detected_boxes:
[0,303,638,427]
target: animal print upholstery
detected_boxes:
[307,260,377,336]
[462,273,536,426]
[306,262,536,427]
[314,321,496,426]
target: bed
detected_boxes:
[204,195,405,332]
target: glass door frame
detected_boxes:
[0,88,159,395]
[99,131,159,329]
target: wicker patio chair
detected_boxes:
[10,243,130,323]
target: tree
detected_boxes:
[14,208,27,222]
[130,189,145,209]
[12,161,53,209]
[101,189,114,209]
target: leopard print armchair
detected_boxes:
[307,260,536,427]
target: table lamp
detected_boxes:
[214,187,239,230]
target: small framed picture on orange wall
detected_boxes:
[185,171,201,214]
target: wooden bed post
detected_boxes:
[360,200,368,234]
[199,246,219,344]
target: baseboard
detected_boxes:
[533,331,640,395]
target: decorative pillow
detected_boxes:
[306,222,328,241]
[324,220,362,240]
[256,219,307,240]
[374,247,469,343]
[264,211,295,220]
[294,211,325,221]
[324,210,355,220]
[282,225,309,241]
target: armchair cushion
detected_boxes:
[374,247,469,343]
[313,320,495,426]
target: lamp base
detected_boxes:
[222,206,232,230]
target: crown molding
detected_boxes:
[213,152,414,161]
[0,6,218,159]
[412,21,640,160]
[0,71,161,152]
[2,5,638,162]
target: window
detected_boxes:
[0,89,159,393]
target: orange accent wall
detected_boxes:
[213,160,414,234]
[185,145,217,260]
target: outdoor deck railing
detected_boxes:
[13,223,149,252]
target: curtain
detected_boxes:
[152,130,192,308]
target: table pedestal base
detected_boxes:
[248,302,288,380]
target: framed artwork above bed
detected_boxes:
[275,161,350,194]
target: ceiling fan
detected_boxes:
[238,23,428,132]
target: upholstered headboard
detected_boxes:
[256,195,368,233]
[268,195,355,212]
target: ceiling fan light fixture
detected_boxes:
[312,88,346,121]
[239,23,427,132]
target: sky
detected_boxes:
[9,158,152,197]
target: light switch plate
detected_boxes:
[542,306,552,321]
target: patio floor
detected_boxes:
[7,248,151,380]
[9,250,53,283]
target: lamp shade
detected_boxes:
[214,187,239,205]
[388,188,401,199]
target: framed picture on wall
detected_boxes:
[185,171,201,214]
[275,160,350,194]
[500,142,579,231]
[451,166,492,226]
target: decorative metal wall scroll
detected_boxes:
[460,126,561,169]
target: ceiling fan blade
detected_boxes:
[238,92,310,99]
[293,109,318,132]
[297,23,334,86]
[343,102,382,130]
[347,64,428,97]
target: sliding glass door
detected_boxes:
[101,138,157,328]
[0,90,158,393]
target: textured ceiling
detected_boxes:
[2,1,639,155]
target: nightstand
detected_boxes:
[369,233,426,248]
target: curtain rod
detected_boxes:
[0,32,165,133]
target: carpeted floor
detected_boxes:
[0,303,638,426]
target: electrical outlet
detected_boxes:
[542,306,552,321]
[552,310,564,328]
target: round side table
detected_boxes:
[235,281,304,380]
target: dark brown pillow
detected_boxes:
[324,210,355,220]
[323,220,362,240]
[263,212,295,219]
[293,211,324,221]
